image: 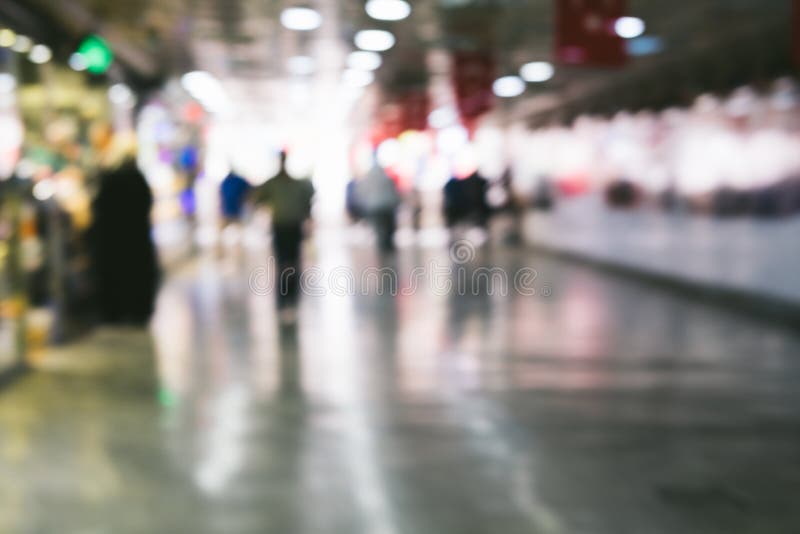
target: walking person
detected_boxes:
[443,167,491,231]
[354,158,401,253]
[220,166,252,225]
[218,166,252,256]
[252,151,314,319]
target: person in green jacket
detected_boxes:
[253,151,314,313]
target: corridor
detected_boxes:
[2,235,800,534]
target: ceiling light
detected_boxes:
[68,52,88,71]
[615,17,645,39]
[365,0,411,21]
[354,30,395,52]
[520,61,554,83]
[0,29,15,48]
[346,50,382,71]
[11,35,32,53]
[342,69,374,88]
[29,44,52,64]
[181,71,230,113]
[280,7,322,31]
[0,73,16,93]
[286,55,316,75]
[492,76,525,98]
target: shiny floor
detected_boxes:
[2,229,800,534]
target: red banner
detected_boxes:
[555,0,628,67]
[398,90,430,132]
[368,90,430,147]
[451,51,495,134]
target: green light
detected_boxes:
[76,34,113,74]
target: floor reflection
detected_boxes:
[2,233,800,533]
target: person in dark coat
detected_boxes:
[90,137,159,325]
[443,170,491,229]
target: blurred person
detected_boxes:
[177,144,201,221]
[345,177,364,222]
[443,167,491,231]
[89,132,159,325]
[409,186,424,232]
[253,151,314,317]
[711,186,749,217]
[220,165,252,224]
[353,158,401,253]
[531,177,555,211]
[604,179,641,209]
[493,167,524,245]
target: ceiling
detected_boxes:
[2,0,796,124]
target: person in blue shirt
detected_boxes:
[220,168,252,223]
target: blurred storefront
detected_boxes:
[1,25,174,367]
[0,45,26,375]
[506,80,800,306]
[10,60,111,354]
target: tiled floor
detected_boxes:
[2,233,800,533]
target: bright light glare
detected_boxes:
[453,147,479,179]
[181,71,230,114]
[286,55,316,75]
[109,83,133,105]
[354,30,395,52]
[520,61,554,83]
[33,180,55,201]
[68,52,88,71]
[437,125,468,155]
[0,73,16,93]
[428,107,458,129]
[346,51,382,71]
[0,29,15,48]
[493,76,525,98]
[11,35,32,53]
[342,69,374,88]
[615,17,645,39]
[365,0,411,21]
[29,44,52,64]
[376,138,401,167]
[280,7,322,31]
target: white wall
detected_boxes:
[522,196,800,305]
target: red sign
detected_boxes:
[451,51,495,134]
[399,90,429,132]
[555,0,628,67]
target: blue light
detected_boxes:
[626,36,665,57]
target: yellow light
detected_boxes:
[0,29,16,48]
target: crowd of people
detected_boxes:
[3,124,519,332]
[219,149,507,321]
